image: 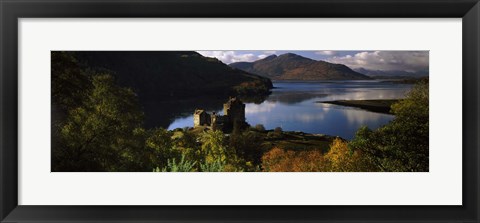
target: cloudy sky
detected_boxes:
[197,50,429,74]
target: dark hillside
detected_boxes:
[73,51,273,100]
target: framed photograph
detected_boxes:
[1,0,479,222]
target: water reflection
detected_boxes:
[167,80,412,139]
[245,101,278,114]
[266,91,327,105]
[143,95,226,129]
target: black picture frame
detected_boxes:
[1,0,479,222]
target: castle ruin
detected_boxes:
[193,97,247,131]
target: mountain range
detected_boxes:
[353,67,429,79]
[229,53,371,80]
[73,51,273,100]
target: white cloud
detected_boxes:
[326,51,429,72]
[315,50,337,56]
[257,54,269,59]
[263,51,277,54]
[196,51,265,64]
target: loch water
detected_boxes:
[166,80,413,140]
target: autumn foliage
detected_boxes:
[52,51,428,172]
[261,138,378,172]
[261,147,325,172]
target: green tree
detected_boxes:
[229,129,264,168]
[349,80,429,171]
[51,52,92,171]
[254,124,266,132]
[51,52,92,115]
[55,74,144,171]
[172,129,203,165]
[200,130,229,164]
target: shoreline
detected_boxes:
[189,126,341,152]
[319,99,401,115]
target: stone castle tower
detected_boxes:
[193,109,211,127]
[193,97,247,131]
[223,97,246,125]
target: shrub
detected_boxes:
[261,147,326,172]
[266,132,276,138]
[199,160,226,172]
[254,124,266,132]
[155,154,197,172]
[200,130,228,164]
[349,81,429,172]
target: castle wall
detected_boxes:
[224,98,246,124]
[193,110,211,127]
[194,98,247,131]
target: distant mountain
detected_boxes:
[73,51,273,100]
[354,67,429,78]
[229,53,371,80]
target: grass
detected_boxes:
[185,127,337,154]
[260,131,336,153]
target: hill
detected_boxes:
[354,67,428,78]
[73,51,273,100]
[229,53,370,80]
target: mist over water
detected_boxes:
[167,80,412,139]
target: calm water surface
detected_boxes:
[168,80,412,139]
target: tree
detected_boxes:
[171,129,203,165]
[323,138,377,172]
[324,138,353,171]
[229,129,264,170]
[261,147,327,172]
[200,130,229,164]
[51,52,93,171]
[51,52,91,115]
[254,124,266,132]
[146,128,182,170]
[54,74,145,171]
[349,80,429,171]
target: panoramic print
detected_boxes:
[51,51,429,172]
